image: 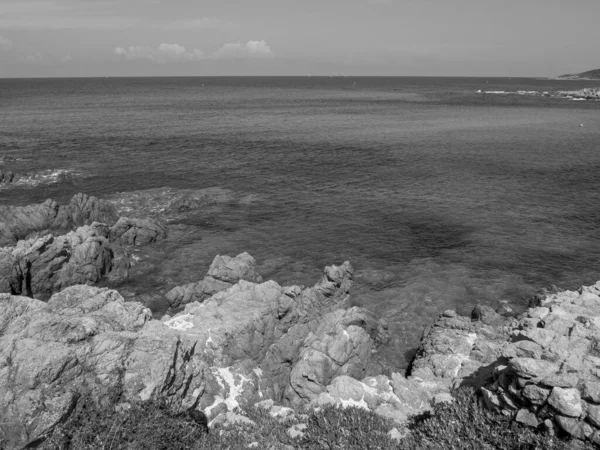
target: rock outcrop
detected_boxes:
[0,193,119,246]
[109,217,167,246]
[165,252,263,309]
[0,286,207,449]
[318,280,600,446]
[479,282,600,445]
[0,258,389,449]
[557,88,600,100]
[0,223,114,299]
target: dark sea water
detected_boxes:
[1,76,599,370]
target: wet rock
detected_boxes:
[207,252,263,284]
[0,193,118,246]
[109,217,167,246]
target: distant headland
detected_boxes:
[553,68,600,80]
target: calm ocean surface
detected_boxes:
[1,76,599,369]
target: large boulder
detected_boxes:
[285,307,387,407]
[0,286,208,449]
[165,252,263,309]
[0,223,114,299]
[109,217,167,246]
[207,252,263,284]
[0,193,118,246]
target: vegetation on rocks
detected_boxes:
[37,388,593,450]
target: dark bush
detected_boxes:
[43,395,207,450]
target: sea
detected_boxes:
[1,76,599,371]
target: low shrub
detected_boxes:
[42,387,596,450]
[402,387,595,450]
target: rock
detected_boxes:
[207,252,263,284]
[585,402,600,427]
[522,385,551,405]
[165,277,233,309]
[0,193,118,246]
[0,286,205,449]
[0,224,114,300]
[581,381,600,403]
[548,387,582,418]
[541,373,579,388]
[515,409,539,428]
[508,358,559,380]
[554,416,592,440]
[109,217,167,246]
[165,253,266,309]
[471,305,504,326]
[211,411,256,428]
[285,307,381,406]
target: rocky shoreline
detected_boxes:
[2,193,600,448]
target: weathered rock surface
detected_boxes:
[0,223,114,299]
[0,258,388,449]
[0,286,210,449]
[165,252,262,309]
[399,280,600,446]
[0,193,119,246]
[109,216,167,246]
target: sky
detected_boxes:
[0,0,599,78]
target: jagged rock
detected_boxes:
[165,253,264,309]
[163,261,362,417]
[0,224,114,299]
[165,277,232,309]
[0,193,118,246]
[109,217,167,246]
[285,307,381,406]
[0,224,112,299]
[0,286,210,449]
[207,252,263,284]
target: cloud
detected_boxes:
[213,40,273,59]
[115,43,204,63]
[163,17,225,30]
[0,36,12,49]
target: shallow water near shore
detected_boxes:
[1,76,600,371]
